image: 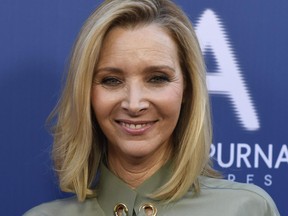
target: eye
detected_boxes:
[148,74,170,84]
[101,77,122,87]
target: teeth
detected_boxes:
[136,124,142,129]
[121,122,147,129]
[129,124,136,129]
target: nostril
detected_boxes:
[121,100,149,115]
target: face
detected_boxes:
[91,24,184,163]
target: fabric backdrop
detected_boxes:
[0,0,287,215]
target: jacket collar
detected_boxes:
[96,161,172,215]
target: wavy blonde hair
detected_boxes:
[49,0,218,202]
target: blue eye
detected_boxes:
[101,77,122,86]
[149,75,170,83]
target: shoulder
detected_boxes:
[194,176,280,215]
[23,196,104,216]
[199,176,274,201]
[169,177,280,216]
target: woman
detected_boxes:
[24,0,280,215]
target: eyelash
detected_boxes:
[100,77,122,86]
[98,74,171,88]
[148,74,170,83]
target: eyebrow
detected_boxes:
[143,65,176,73]
[95,67,123,74]
[96,65,176,74]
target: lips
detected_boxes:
[115,120,157,135]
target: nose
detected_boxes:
[121,82,149,115]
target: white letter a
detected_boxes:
[195,9,260,131]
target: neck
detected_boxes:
[107,148,171,189]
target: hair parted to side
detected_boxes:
[49,0,219,202]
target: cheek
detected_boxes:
[91,87,110,118]
[155,85,184,116]
[91,86,125,123]
[167,82,184,103]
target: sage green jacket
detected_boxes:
[24,163,280,216]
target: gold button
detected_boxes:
[139,203,157,216]
[114,203,129,216]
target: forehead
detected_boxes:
[98,24,179,63]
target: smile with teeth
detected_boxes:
[120,122,151,129]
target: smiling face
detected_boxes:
[91,24,184,164]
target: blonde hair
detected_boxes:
[49,0,218,202]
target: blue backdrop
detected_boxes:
[1,1,287,215]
